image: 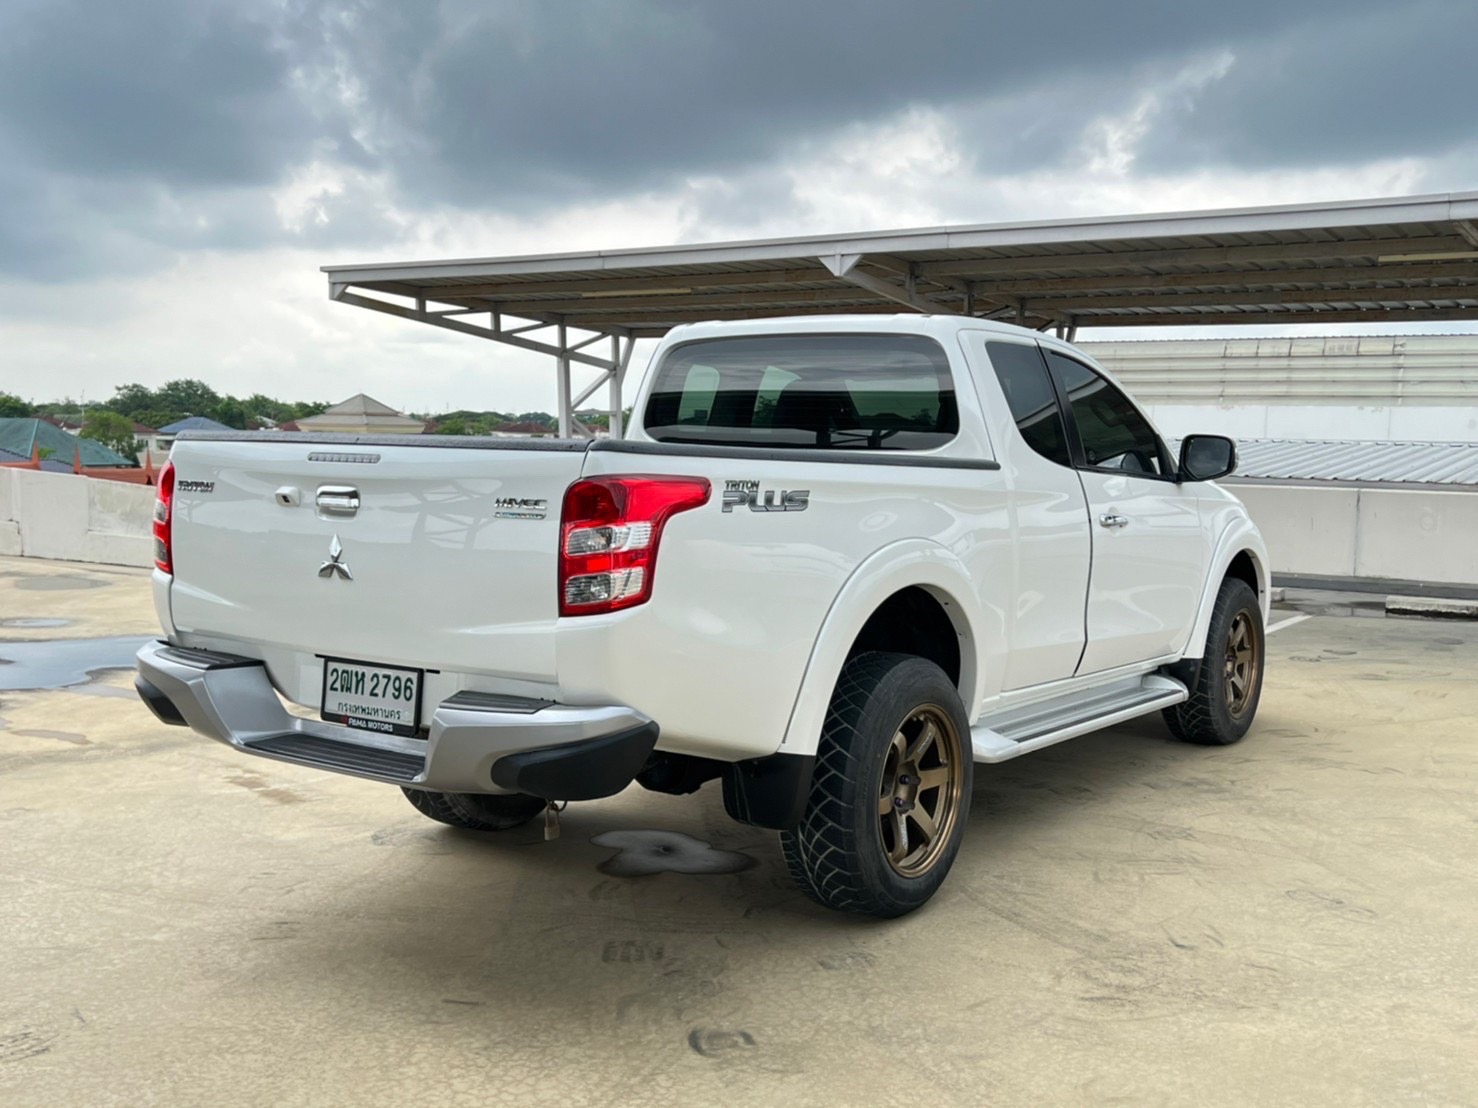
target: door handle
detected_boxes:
[1098,512,1129,529]
[316,486,360,517]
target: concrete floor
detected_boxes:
[1,554,1475,1106]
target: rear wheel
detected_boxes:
[400,787,545,831]
[781,652,973,918]
[1163,577,1264,746]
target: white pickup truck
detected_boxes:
[136,314,1267,917]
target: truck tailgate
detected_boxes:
[166,436,586,685]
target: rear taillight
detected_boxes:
[558,475,710,616]
[153,460,175,573]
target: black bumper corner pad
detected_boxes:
[722,752,817,830]
[490,722,660,801]
[135,675,188,727]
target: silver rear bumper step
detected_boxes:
[971,674,1187,763]
[136,640,654,795]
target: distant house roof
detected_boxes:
[0,418,136,468]
[277,420,301,432]
[296,393,426,434]
[132,421,157,434]
[324,393,402,417]
[159,415,233,434]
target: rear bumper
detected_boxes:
[135,640,657,800]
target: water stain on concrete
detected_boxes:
[12,729,89,745]
[0,636,153,692]
[12,575,108,591]
[593,829,755,877]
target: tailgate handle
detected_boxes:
[316,486,360,517]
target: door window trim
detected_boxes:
[1038,346,1178,484]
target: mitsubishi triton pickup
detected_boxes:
[135,314,1268,917]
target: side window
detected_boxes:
[1044,352,1166,477]
[674,364,720,425]
[985,340,1072,467]
[751,365,799,428]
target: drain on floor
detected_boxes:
[593,829,754,876]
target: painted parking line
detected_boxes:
[1266,613,1312,635]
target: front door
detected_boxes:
[1042,349,1206,674]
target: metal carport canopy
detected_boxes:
[322,191,1478,437]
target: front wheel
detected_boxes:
[400,787,545,831]
[1163,576,1265,746]
[781,652,973,918]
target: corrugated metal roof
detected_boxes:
[1222,438,1478,486]
[323,191,1478,338]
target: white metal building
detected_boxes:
[1082,334,1478,443]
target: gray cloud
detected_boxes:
[0,0,1471,282]
[1136,0,1478,171]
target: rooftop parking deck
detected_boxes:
[1,555,1475,1104]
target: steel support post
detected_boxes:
[556,324,572,438]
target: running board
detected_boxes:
[971,674,1187,763]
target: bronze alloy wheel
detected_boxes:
[1223,608,1261,719]
[878,705,965,877]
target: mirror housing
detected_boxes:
[1178,434,1237,482]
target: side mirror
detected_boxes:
[1178,434,1237,482]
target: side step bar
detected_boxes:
[971,674,1187,764]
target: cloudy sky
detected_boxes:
[2,0,1475,414]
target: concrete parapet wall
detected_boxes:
[0,469,153,567]
[1229,482,1478,588]
[1,464,1472,587]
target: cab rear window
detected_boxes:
[642,334,958,451]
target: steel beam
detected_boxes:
[330,290,617,371]
[914,235,1470,279]
[1020,286,1478,312]
[489,287,876,315]
[419,267,833,299]
[823,255,956,313]
[1075,306,1478,327]
[965,259,1478,296]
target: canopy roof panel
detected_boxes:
[325,192,1478,339]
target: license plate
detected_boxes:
[320,657,423,737]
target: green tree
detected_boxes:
[105,383,159,419]
[212,397,249,429]
[0,392,30,417]
[81,410,138,461]
[436,416,470,435]
[156,379,221,418]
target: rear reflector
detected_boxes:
[558,476,709,616]
[153,460,175,574]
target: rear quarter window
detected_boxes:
[642,334,958,451]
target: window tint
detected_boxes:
[985,340,1071,467]
[643,335,957,451]
[1044,352,1167,477]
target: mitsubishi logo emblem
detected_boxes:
[318,534,353,580]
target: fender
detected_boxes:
[778,539,998,756]
[1179,512,1270,660]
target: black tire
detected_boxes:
[400,787,545,831]
[781,652,973,918]
[1163,577,1264,746]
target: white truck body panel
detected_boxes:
[145,314,1267,778]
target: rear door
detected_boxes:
[967,335,1091,690]
[1041,350,1206,673]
